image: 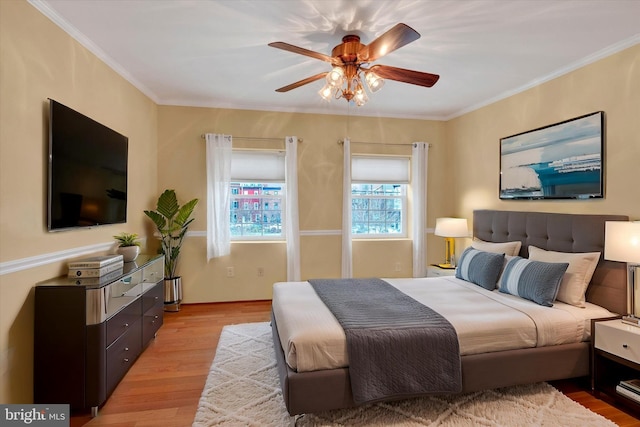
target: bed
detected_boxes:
[271,210,629,416]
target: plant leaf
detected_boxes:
[144,210,166,230]
[157,189,179,219]
[175,198,199,226]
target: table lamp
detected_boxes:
[434,217,468,269]
[604,221,640,327]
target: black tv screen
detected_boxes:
[48,99,128,231]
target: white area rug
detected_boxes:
[193,322,616,427]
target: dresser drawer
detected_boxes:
[106,299,142,346]
[143,304,164,345]
[142,281,163,313]
[595,320,640,365]
[106,320,142,395]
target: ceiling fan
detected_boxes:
[268,23,439,106]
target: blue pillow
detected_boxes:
[455,247,505,290]
[499,257,569,306]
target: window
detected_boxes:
[229,150,286,240]
[352,184,406,235]
[351,156,409,238]
[230,183,284,238]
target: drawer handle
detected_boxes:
[124,358,129,363]
[154,315,159,319]
[124,347,129,351]
[623,344,628,348]
[124,323,129,328]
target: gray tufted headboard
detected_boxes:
[473,210,628,314]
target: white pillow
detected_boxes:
[528,245,601,307]
[471,238,522,256]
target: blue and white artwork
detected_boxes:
[500,112,603,199]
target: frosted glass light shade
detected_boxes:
[354,85,368,106]
[365,71,385,92]
[326,67,344,87]
[319,84,334,101]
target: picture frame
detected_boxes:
[499,111,604,200]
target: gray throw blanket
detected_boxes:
[308,278,462,404]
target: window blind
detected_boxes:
[231,150,285,182]
[351,156,410,183]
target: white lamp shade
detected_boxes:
[434,217,468,238]
[605,221,640,263]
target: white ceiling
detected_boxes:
[32,0,640,120]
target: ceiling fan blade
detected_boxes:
[268,42,339,64]
[359,23,420,62]
[368,65,440,88]
[275,72,328,92]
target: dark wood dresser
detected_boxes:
[34,254,164,416]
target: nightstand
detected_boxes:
[426,266,457,278]
[592,318,640,415]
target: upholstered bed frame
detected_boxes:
[272,210,629,416]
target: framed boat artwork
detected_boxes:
[499,111,604,200]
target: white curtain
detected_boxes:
[341,138,352,278]
[412,142,430,277]
[205,134,232,260]
[285,136,300,281]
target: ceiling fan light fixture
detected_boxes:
[365,71,385,93]
[354,83,368,106]
[326,66,345,87]
[318,83,335,101]
[270,23,439,107]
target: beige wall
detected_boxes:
[0,1,158,403]
[1,0,638,408]
[448,44,640,225]
[157,106,450,303]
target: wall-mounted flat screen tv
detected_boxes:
[48,99,128,231]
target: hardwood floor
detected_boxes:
[71,301,640,427]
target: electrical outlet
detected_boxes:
[226,266,235,277]
[394,262,401,272]
[257,267,264,277]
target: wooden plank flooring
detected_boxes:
[71,301,640,427]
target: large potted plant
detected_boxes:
[144,189,199,312]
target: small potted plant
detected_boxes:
[113,232,141,262]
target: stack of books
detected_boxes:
[68,254,124,284]
[616,379,640,404]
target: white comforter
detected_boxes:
[272,276,615,373]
